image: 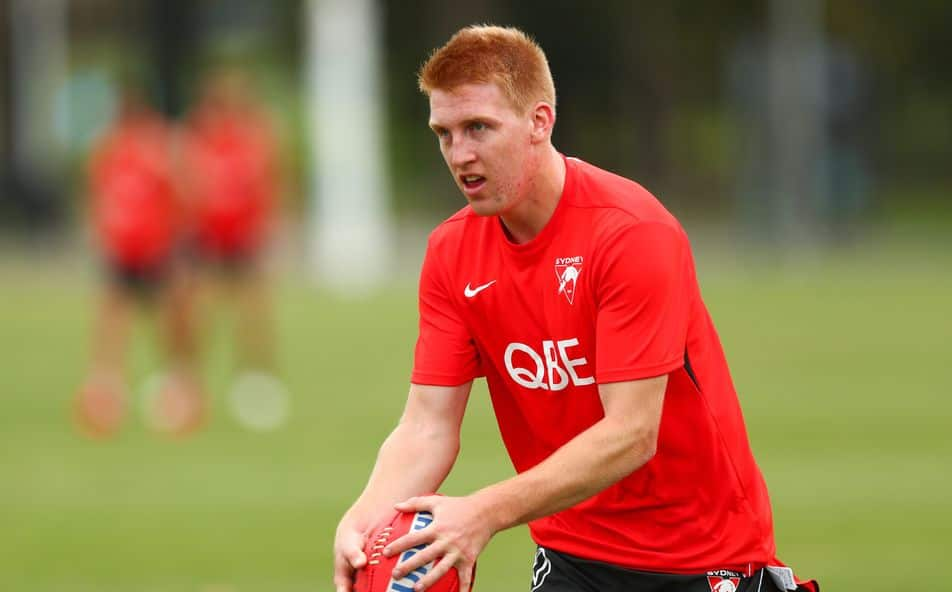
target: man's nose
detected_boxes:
[448,138,476,168]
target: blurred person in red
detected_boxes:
[179,68,287,431]
[75,84,203,438]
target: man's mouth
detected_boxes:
[460,174,486,194]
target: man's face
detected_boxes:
[428,83,536,217]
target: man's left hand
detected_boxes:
[383,494,495,592]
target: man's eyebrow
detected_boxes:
[429,114,499,133]
[454,116,497,128]
[466,114,499,124]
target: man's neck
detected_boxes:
[499,147,566,244]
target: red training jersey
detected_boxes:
[181,107,277,257]
[412,156,779,575]
[89,114,178,268]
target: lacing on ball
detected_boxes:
[368,526,394,565]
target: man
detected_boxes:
[179,67,287,431]
[334,26,817,592]
[76,85,202,437]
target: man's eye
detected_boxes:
[469,122,486,132]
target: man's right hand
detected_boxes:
[334,519,368,592]
[332,383,472,591]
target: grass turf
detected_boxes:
[0,241,949,591]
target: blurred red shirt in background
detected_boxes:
[181,74,279,260]
[89,101,179,269]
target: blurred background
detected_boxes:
[1,1,950,591]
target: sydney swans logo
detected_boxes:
[555,256,583,304]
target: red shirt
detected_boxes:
[89,115,177,268]
[182,107,277,256]
[412,157,778,574]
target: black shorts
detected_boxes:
[106,257,170,299]
[189,240,262,278]
[529,547,790,592]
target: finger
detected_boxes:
[458,560,475,592]
[338,543,368,569]
[334,549,364,572]
[333,547,367,588]
[413,553,459,592]
[349,548,368,569]
[337,530,368,568]
[384,529,433,557]
[392,541,443,580]
[394,495,436,513]
[333,556,355,592]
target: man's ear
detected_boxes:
[529,101,555,144]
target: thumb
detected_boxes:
[333,548,366,592]
[346,547,368,569]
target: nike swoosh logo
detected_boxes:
[464,280,496,298]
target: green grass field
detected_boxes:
[1,237,950,591]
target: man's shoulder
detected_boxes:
[427,204,482,247]
[567,157,681,232]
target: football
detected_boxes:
[354,509,474,592]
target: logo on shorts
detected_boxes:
[555,256,583,304]
[707,575,741,592]
[531,548,552,591]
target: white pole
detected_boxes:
[305,0,392,294]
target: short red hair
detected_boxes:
[418,25,556,114]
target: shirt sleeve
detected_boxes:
[410,234,481,386]
[594,221,691,383]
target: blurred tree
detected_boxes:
[827,1,952,184]
[1,0,11,201]
[146,0,196,118]
[2,0,950,233]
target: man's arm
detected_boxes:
[333,381,472,592]
[386,375,667,592]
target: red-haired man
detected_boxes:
[334,26,817,592]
